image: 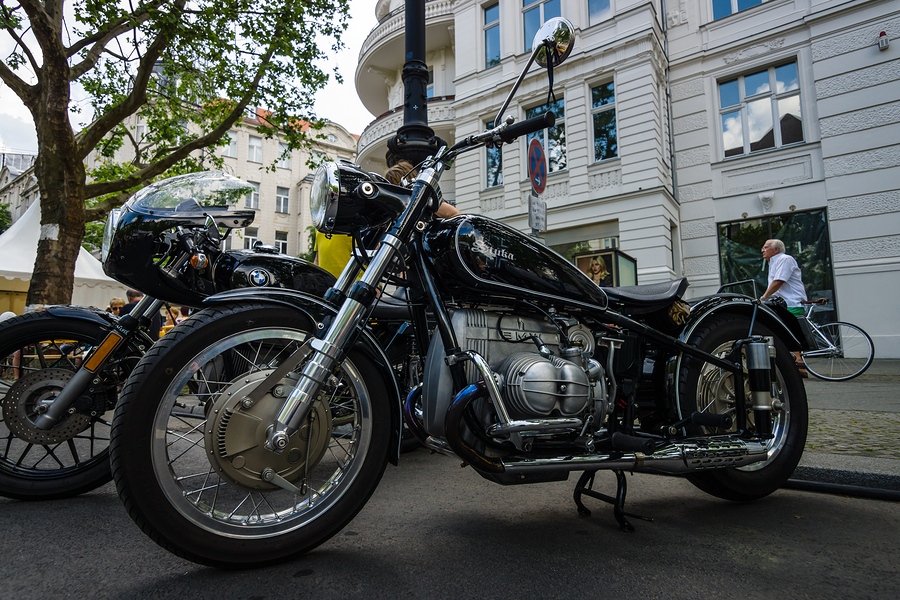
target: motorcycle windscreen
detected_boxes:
[423,215,608,312]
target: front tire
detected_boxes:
[111,303,392,568]
[0,311,136,500]
[678,314,807,501]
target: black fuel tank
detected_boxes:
[214,251,336,299]
[422,215,607,311]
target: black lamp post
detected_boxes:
[386,1,443,167]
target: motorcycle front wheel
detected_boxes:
[0,311,135,500]
[678,313,808,501]
[110,302,391,568]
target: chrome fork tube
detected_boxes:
[265,234,405,452]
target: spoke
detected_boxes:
[15,443,34,468]
[66,438,82,465]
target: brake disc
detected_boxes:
[204,370,332,492]
[1,369,92,445]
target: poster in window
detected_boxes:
[575,251,614,287]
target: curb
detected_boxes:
[789,452,900,498]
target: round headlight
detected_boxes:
[100,207,123,265]
[310,162,339,234]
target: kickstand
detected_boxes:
[573,469,653,532]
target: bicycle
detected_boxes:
[798,298,875,381]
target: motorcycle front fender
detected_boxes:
[44,305,117,328]
[201,287,404,465]
[680,295,806,351]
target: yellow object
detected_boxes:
[315,231,353,279]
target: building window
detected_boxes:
[244,181,260,209]
[277,143,291,169]
[243,227,259,250]
[485,120,503,189]
[223,131,237,158]
[524,0,560,52]
[275,231,288,254]
[713,0,763,21]
[426,67,435,99]
[326,134,337,143]
[719,61,803,158]
[485,3,500,69]
[526,98,566,173]
[591,81,617,161]
[276,186,290,213]
[588,0,611,25]
[248,135,262,163]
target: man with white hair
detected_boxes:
[760,239,807,313]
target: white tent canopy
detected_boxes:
[0,201,128,308]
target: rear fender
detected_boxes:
[681,295,805,351]
[202,287,403,465]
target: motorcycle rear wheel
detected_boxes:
[111,303,391,568]
[0,311,134,500]
[678,314,808,501]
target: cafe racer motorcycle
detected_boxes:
[110,18,809,568]
[0,172,335,500]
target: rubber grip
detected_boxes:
[610,432,655,454]
[498,111,556,143]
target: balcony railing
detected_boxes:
[357,97,456,157]
[359,0,455,61]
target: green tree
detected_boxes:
[0,0,349,305]
[0,202,11,233]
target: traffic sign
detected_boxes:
[527,138,547,195]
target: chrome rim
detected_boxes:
[151,328,373,538]
[694,341,790,472]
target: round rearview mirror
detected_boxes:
[534,17,575,68]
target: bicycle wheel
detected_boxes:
[802,322,874,381]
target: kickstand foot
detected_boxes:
[573,469,653,532]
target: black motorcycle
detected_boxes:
[110,18,810,568]
[0,171,335,500]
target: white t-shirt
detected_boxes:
[767,252,807,307]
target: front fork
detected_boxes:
[33,296,162,430]
[265,234,406,452]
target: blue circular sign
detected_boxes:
[527,138,547,195]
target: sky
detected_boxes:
[0,0,378,154]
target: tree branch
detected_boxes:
[68,7,159,80]
[0,6,41,75]
[0,59,37,107]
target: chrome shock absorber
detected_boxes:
[746,338,775,438]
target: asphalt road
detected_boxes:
[2,448,899,600]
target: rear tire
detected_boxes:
[678,314,807,501]
[111,303,392,568]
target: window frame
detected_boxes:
[588,0,612,26]
[718,60,804,160]
[525,97,567,174]
[275,231,288,254]
[276,142,291,169]
[590,80,618,162]
[248,135,263,163]
[484,2,501,70]
[222,131,237,158]
[275,186,290,214]
[244,181,260,209]
[712,0,765,22]
[523,0,561,53]
[243,227,259,250]
[485,120,503,189]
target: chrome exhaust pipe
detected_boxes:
[499,436,769,476]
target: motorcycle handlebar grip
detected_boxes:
[498,111,556,144]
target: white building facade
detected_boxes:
[355,0,900,356]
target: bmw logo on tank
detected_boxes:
[249,268,270,287]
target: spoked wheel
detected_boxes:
[678,314,808,501]
[111,303,391,568]
[0,311,135,500]
[802,322,874,381]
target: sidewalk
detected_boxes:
[791,359,900,492]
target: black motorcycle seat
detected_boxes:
[602,278,689,307]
